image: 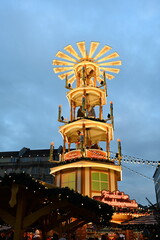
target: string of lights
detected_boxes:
[0,172,113,225]
[121,164,160,184]
[0,150,159,166]
[110,151,160,167]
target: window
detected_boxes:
[61,172,76,190]
[92,172,108,191]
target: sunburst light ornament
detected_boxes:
[52,41,122,87]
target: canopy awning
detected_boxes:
[122,215,158,225]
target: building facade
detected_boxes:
[153,166,160,206]
[0,147,58,184]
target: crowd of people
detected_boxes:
[88,232,124,240]
[0,231,125,240]
[0,231,73,240]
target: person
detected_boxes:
[94,236,99,240]
[105,233,109,240]
[52,233,59,240]
[86,69,94,86]
[33,229,42,240]
[77,106,85,117]
[87,106,96,118]
[114,232,122,240]
[101,234,107,240]
[59,234,66,240]
[91,143,99,149]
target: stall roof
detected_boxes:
[122,215,158,225]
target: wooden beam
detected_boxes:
[62,219,86,234]
[42,211,73,232]
[23,202,69,229]
[68,220,86,233]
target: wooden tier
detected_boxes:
[50,160,122,198]
[59,119,113,144]
[50,160,122,182]
[67,86,106,107]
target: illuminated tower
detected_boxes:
[50,41,122,198]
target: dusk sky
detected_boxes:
[0,0,160,205]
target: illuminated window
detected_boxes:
[92,172,108,191]
[61,172,76,190]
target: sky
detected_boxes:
[0,0,160,206]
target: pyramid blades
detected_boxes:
[54,67,73,74]
[97,77,105,83]
[53,60,75,66]
[97,52,119,62]
[94,45,112,60]
[64,44,81,60]
[58,70,74,80]
[53,41,122,82]
[68,75,76,84]
[56,51,77,62]
[99,60,122,66]
[100,71,115,80]
[77,41,86,58]
[89,41,100,58]
[106,73,115,79]
[99,67,120,74]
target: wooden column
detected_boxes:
[106,131,110,159]
[70,100,73,121]
[77,74,80,87]
[63,134,66,157]
[125,230,134,240]
[83,124,86,147]
[99,94,103,119]
[82,65,86,86]
[94,67,96,87]
[68,142,71,152]
[81,167,85,195]
[14,189,26,240]
[73,102,76,120]
[83,89,86,116]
